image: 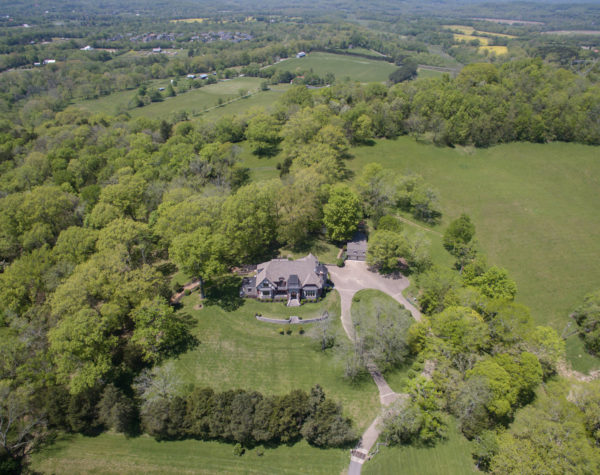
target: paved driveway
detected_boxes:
[327,260,422,339]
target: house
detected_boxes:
[241,254,327,306]
[347,232,367,261]
[199,73,208,79]
[43,59,56,64]
[152,47,162,53]
[81,45,94,51]
[187,74,196,79]
[296,51,306,58]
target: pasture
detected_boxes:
[267,52,397,83]
[76,77,270,118]
[349,138,600,372]
[30,434,347,474]
[445,25,517,38]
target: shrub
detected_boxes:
[298,326,305,335]
[233,443,245,456]
[184,289,191,296]
[279,328,285,335]
[255,445,265,456]
[336,257,345,267]
[286,325,292,335]
[173,282,183,293]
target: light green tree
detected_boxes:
[323,184,361,242]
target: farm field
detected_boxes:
[267,52,397,83]
[349,138,600,372]
[362,420,475,475]
[454,33,490,45]
[445,25,517,38]
[76,77,266,117]
[417,67,447,79]
[30,433,347,474]
[479,45,508,55]
[170,289,380,431]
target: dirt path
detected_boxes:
[170,280,201,304]
[557,360,600,382]
[396,216,442,236]
[326,260,421,473]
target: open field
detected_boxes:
[362,419,475,475]
[454,34,490,45]
[171,289,380,431]
[267,52,397,83]
[445,25,517,38]
[349,138,600,372]
[417,67,447,79]
[30,433,347,474]
[76,77,267,117]
[479,45,509,55]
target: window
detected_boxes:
[305,290,316,297]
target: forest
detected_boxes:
[1,1,600,474]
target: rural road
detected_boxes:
[326,260,421,474]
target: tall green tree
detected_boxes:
[323,184,361,242]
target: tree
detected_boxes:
[366,230,407,274]
[469,266,517,301]
[245,113,280,155]
[490,381,600,474]
[323,184,361,242]
[572,290,600,355]
[96,384,137,434]
[443,214,476,269]
[355,163,392,220]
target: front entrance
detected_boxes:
[290,291,298,299]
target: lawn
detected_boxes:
[362,419,475,475]
[479,45,508,55]
[171,289,380,431]
[267,52,397,83]
[349,137,600,372]
[30,433,348,474]
[417,68,447,79]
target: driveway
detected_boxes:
[327,260,422,339]
[326,260,422,474]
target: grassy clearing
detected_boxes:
[479,45,508,55]
[76,77,265,117]
[30,433,347,474]
[454,34,490,45]
[417,68,447,79]
[278,238,341,265]
[267,52,397,83]
[362,419,475,475]
[445,25,517,38]
[171,289,380,431]
[349,137,600,372]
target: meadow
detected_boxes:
[349,138,600,372]
[267,52,398,83]
[479,45,508,55]
[453,34,490,45]
[76,77,277,118]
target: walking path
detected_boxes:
[326,260,421,474]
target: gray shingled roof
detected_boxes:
[255,254,325,288]
[347,232,367,255]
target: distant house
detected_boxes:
[347,232,367,261]
[81,45,94,51]
[43,59,56,64]
[187,74,196,79]
[199,73,208,79]
[152,47,162,53]
[296,51,306,58]
[241,254,327,306]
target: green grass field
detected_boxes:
[362,419,475,475]
[267,52,397,83]
[30,433,348,474]
[171,289,380,431]
[76,77,278,118]
[349,138,600,372]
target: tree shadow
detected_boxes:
[204,275,244,311]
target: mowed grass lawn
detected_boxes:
[362,420,475,475]
[172,289,380,431]
[350,138,600,371]
[267,52,397,83]
[30,434,348,474]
